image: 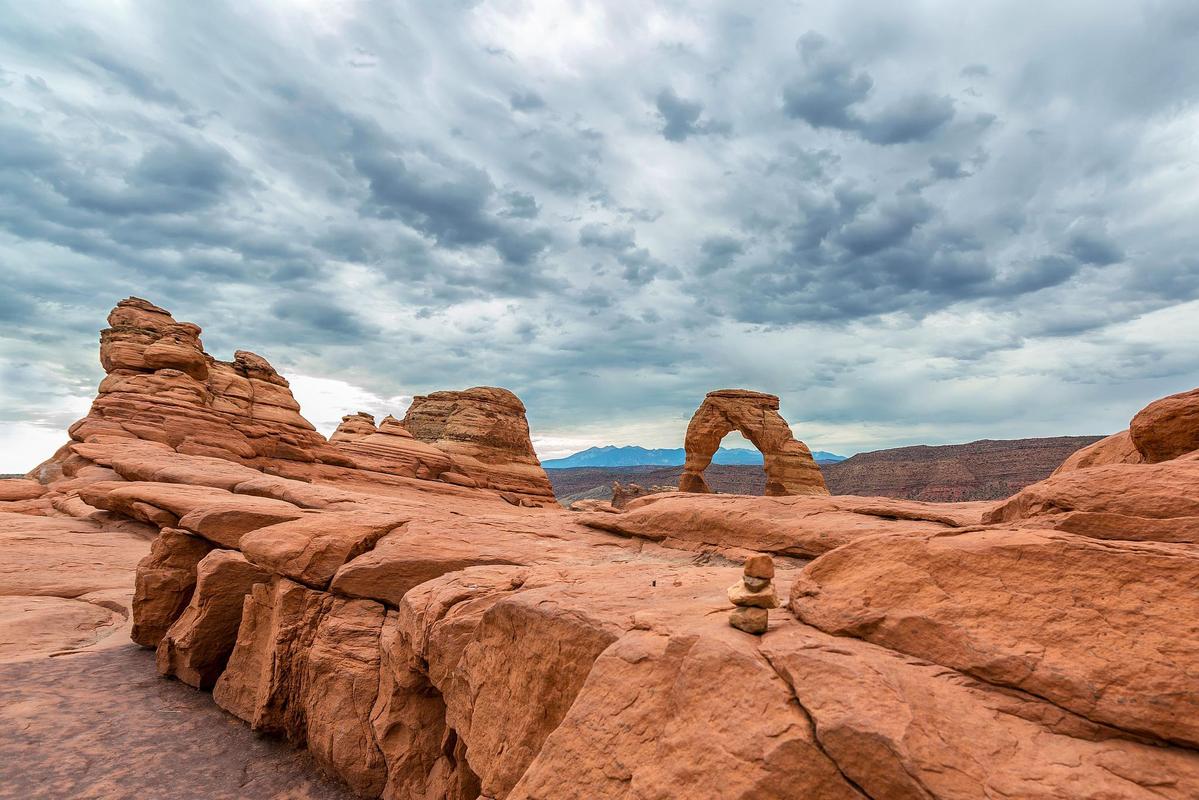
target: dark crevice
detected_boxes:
[757,648,880,800]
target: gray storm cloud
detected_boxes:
[0,0,1197,470]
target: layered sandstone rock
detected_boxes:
[329,414,456,481]
[331,412,379,442]
[402,388,554,499]
[131,528,214,648]
[678,389,828,497]
[62,297,353,469]
[156,549,270,688]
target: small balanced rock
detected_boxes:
[728,554,779,635]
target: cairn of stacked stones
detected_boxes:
[727,554,779,634]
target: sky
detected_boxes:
[2,1,1198,472]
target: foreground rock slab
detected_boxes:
[791,527,1199,747]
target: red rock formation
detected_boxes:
[609,481,673,508]
[678,389,828,496]
[6,299,1199,799]
[329,414,455,482]
[402,387,554,499]
[1130,385,1199,462]
[1053,430,1143,474]
[330,412,379,442]
[66,297,349,469]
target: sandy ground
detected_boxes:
[0,644,354,800]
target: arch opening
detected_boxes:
[678,389,829,497]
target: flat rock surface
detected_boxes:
[0,645,354,800]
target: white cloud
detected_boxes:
[288,374,412,438]
[0,423,66,474]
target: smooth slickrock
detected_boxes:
[581,492,983,557]
[509,626,863,800]
[0,513,147,599]
[790,527,1199,746]
[1052,430,1144,474]
[239,512,407,589]
[176,498,308,548]
[1130,385,1199,462]
[301,597,387,798]
[131,528,214,648]
[0,479,47,502]
[678,389,828,497]
[329,515,647,609]
[0,596,121,662]
[761,622,1199,800]
[213,578,331,736]
[156,550,270,689]
[984,458,1199,542]
[403,387,554,499]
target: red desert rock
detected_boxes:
[130,528,214,648]
[1130,385,1199,462]
[678,389,829,496]
[402,387,555,499]
[156,549,270,688]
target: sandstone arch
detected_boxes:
[678,389,829,497]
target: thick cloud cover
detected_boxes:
[1,0,1198,470]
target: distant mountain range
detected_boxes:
[544,436,1105,506]
[540,445,846,469]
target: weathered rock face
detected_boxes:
[212,577,331,736]
[331,412,379,442]
[156,549,270,689]
[131,528,214,648]
[66,297,348,469]
[402,388,554,499]
[1130,385,1199,462]
[791,527,1199,747]
[678,389,828,497]
[330,414,456,482]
